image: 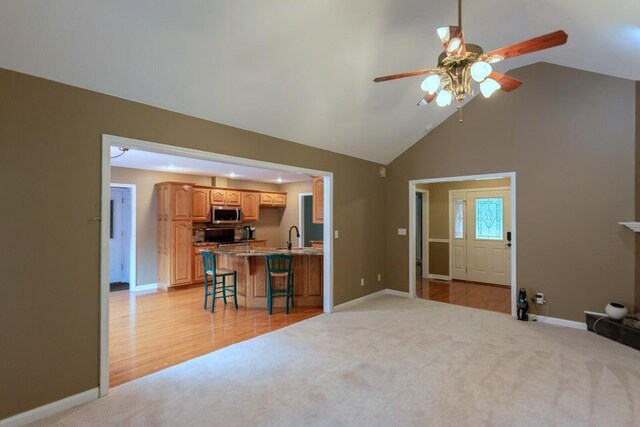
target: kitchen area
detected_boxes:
[156,177,325,308]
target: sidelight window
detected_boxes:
[453,199,464,239]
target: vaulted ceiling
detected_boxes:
[1,1,638,163]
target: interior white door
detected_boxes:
[109,188,127,283]
[450,191,467,280]
[466,190,511,285]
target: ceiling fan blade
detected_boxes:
[437,25,466,57]
[488,72,522,91]
[486,30,568,63]
[373,68,440,83]
[417,92,437,106]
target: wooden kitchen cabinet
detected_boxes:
[259,192,287,207]
[225,190,242,206]
[157,182,195,289]
[241,192,260,222]
[210,189,226,205]
[210,188,242,207]
[171,221,193,286]
[312,177,324,224]
[191,187,210,222]
[171,184,192,220]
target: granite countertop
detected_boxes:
[193,239,266,247]
[199,245,323,257]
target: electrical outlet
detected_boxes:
[360,278,365,287]
[334,230,339,239]
[531,293,546,304]
[377,274,381,282]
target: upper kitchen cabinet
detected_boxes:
[241,192,260,222]
[225,190,242,207]
[192,186,210,222]
[210,189,226,205]
[259,192,287,207]
[171,183,192,220]
[312,177,324,224]
[210,188,241,207]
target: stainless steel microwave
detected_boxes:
[211,206,242,224]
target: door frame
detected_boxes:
[100,134,334,397]
[298,192,313,247]
[416,189,429,279]
[109,184,136,290]
[448,186,511,283]
[408,172,517,318]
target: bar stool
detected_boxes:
[202,252,238,312]
[265,254,294,314]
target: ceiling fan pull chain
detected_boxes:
[458,102,463,123]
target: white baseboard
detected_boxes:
[0,388,98,427]
[428,274,451,281]
[385,289,410,298]
[528,313,587,330]
[334,288,410,311]
[333,289,387,311]
[133,283,157,292]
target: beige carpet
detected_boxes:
[32,296,640,426]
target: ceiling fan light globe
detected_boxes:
[480,78,501,98]
[470,61,492,82]
[436,27,450,42]
[435,90,452,107]
[420,74,441,94]
[447,37,461,53]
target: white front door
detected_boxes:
[109,188,129,283]
[466,190,511,285]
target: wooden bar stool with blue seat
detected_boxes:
[265,253,295,314]
[202,251,238,312]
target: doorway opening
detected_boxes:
[409,173,516,316]
[109,184,135,292]
[299,193,323,248]
[100,134,334,396]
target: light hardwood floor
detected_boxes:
[109,286,322,387]
[416,264,511,314]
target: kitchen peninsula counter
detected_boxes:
[200,246,323,308]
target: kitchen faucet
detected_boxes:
[287,225,300,250]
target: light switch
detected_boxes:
[334,230,339,239]
[398,228,407,236]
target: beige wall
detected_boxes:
[418,178,511,276]
[0,68,387,419]
[387,63,636,322]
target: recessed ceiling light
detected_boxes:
[228,172,237,178]
[276,177,284,183]
[167,165,177,171]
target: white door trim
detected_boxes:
[408,172,517,317]
[416,189,429,279]
[101,134,334,398]
[109,184,136,290]
[298,192,312,247]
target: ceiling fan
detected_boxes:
[374,0,568,114]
